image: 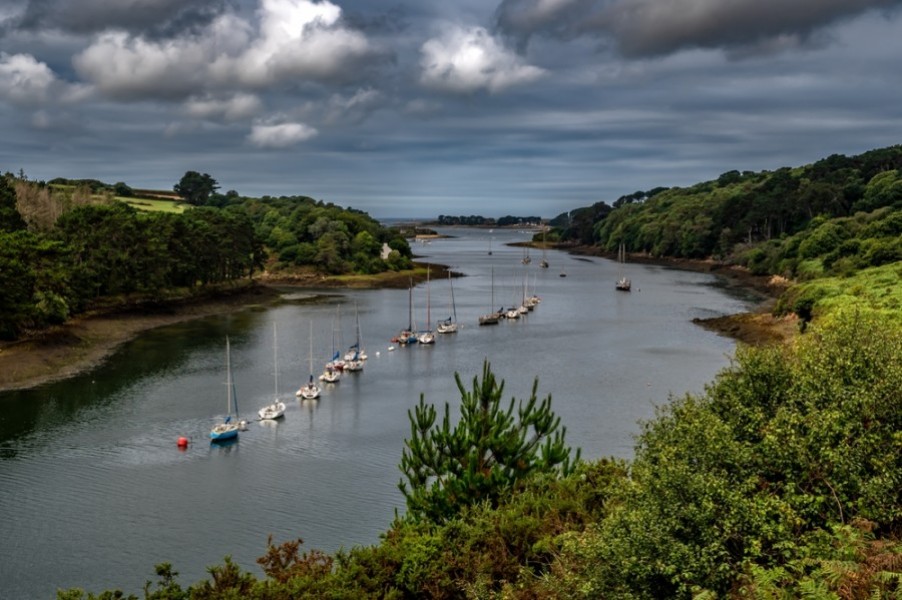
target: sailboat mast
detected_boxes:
[226,336,232,416]
[273,323,279,399]
[408,279,413,331]
[449,272,456,321]
[491,267,495,310]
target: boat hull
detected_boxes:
[210,424,239,441]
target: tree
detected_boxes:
[173,171,218,206]
[0,175,25,233]
[399,360,580,523]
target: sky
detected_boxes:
[1,0,901,219]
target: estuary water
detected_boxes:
[0,227,757,598]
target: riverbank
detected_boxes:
[0,284,284,393]
[0,264,451,393]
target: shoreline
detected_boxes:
[0,262,450,393]
[0,284,285,393]
[0,253,791,393]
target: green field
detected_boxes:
[119,196,186,213]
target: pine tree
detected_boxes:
[399,360,580,523]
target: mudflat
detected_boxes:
[0,285,282,392]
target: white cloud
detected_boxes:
[419,25,546,94]
[0,52,59,106]
[247,121,318,147]
[71,0,376,101]
[184,93,263,121]
[73,30,226,100]
[218,0,374,86]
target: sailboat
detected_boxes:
[437,271,458,334]
[478,267,501,325]
[320,314,341,383]
[526,273,541,309]
[539,227,549,268]
[211,337,243,441]
[345,303,366,370]
[417,267,436,344]
[521,244,531,265]
[616,243,631,292]
[296,321,321,399]
[258,324,287,420]
[488,235,493,256]
[396,280,418,345]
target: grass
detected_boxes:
[790,262,902,320]
[118,196,186,213]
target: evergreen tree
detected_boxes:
[0,175,26,233]
[399,360,580,523]
[173,171,218,206]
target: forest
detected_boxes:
[0,174,412,340]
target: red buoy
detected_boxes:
[177,436,189,449]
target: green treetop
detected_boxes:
[399,360,580,523]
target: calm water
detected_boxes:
[0,228,756,598]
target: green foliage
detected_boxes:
[399,360,580,524]
[776,263,902,320]
[0,174,26,232]
[173,171,219,206]
[740,521,902,599]
[242,195,409,275]
[545,311,902,598]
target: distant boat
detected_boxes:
[521,245,531,265]
[211,337,243,442]
[488,236,493,256]
[396,280,418,345]
[345,303,366,370]
[478,267,501,325]
[296,322,321,399]
[258,323,286,420]
[437,271,458,334]
[539,227,549,268]
[320,314,341,383]
[418,267,436,344]
[616,243,631,292]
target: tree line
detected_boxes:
[550,145,902,285]
[436,214,543,227]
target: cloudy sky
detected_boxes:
[1,0,901,218]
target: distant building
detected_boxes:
[381,243,392,260]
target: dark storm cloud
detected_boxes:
[342,4,411,36]
[16,0,233,40]
[496,0,902,57]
